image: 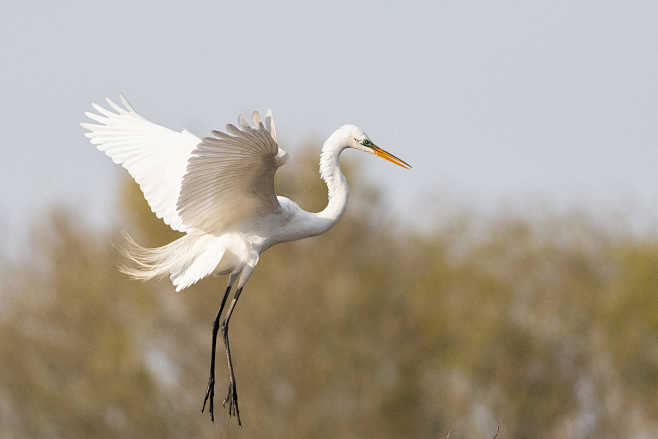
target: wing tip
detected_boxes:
[119,92,136,112]
[264,109,277,142]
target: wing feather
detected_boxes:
[81,96,201,232]
[82,96,287,235]
[177,111,285,233]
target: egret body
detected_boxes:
[81,95,411,425]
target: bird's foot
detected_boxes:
[201,375,216,422]
[222,379,241,426]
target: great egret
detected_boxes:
[81,95,411,425]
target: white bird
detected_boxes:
[81,95,411,425]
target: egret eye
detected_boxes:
[361,139,373,147]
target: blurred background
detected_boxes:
[1,1,657,438]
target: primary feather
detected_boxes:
[177,111,283,233]
[81,95,200,232]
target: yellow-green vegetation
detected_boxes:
[1,147,656,438]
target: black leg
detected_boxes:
[221,286,244,426]
[202,284,232,421]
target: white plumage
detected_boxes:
[82,97,290,292]
[81,94,410,424]
[82,96,200,232]
[177,111,284,233]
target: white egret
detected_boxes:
[81,95,411,425]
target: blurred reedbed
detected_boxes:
[0,147,656,438]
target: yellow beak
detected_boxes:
[372,145,412,169]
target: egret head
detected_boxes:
[339,124,412,169]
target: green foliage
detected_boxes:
[0,146,656,438]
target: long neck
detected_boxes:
[313,135,349,231]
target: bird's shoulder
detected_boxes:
[276,196,302,216]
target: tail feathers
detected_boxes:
[118,232,225,292]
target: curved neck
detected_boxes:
[314,135,349,229]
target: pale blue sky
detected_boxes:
[2,1,658,250]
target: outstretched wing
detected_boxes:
[177,111,286,233]
[81,96,201,232]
